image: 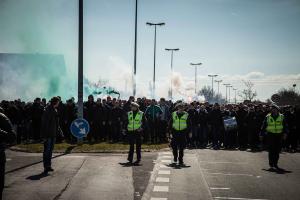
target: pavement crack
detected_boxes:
[53,158,86,200]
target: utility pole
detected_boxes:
[146,22,165,99]
[165,48,179,100]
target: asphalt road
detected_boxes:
[3,149,300,200]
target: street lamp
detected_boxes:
[228,85,233,104]
[223,83,231,104]
[215,80,222,95]
[133,0,138,96]
[233,88,237,104]
[208,74,218,101]
[165,48,179,100]
[146,22,165,98]
[190,62,202,95]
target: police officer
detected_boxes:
[261,104,288,171]
[168,103,191,166]
[0,107,16,200]
[124,102,146,165]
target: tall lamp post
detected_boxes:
[233,88,237,104]
[223,83,231,104]
[165,48,179,100]
[208,74,218,101]
[190,63,202,95]
[215,80,222,103]
[215,80,222,95]
[133,0,138,96]
[228,85,233,104]
[146,22,165,98]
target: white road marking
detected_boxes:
[200,161,247,164]
[205,172,254,177]
[6,158,12,161]
[159,164,171,169]
[161,152,172,155]
[161,160,171,164]
[214,197,268,200]
[161,155,172,159]
[210,187,230,190]
[158,170,171,175]
[156,177,170,183]
[153,186,169,192]
[150,198,168,200]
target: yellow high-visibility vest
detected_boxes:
[127,111,143,131]
[172,111,188,131]
[266,114,284,134]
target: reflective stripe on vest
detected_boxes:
[172,111,188,131]
[266,114,284,134]
[127,111,143,131]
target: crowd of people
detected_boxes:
[0,95,299,152]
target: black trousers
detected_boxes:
[0,152,5,200]
[286,129,297,150]
[238,127,248,148]
[127,132,142,162]
[171,131,186,163]
[267,133,282,167]
[148,120,159,143]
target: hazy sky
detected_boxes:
[0,0,299,101]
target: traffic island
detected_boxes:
[10,142,170,153]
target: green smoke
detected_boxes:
[0,0,78,101]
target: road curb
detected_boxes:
[9,146,170,154]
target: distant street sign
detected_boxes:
[70,118,90,139]
[271,94,280,103]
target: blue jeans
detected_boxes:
[43,138,55,169]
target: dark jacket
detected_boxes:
[93,103,108,123]
[187,108,198,126]
[40,105,59,138]
[236,109,248,130]
[198,109,209,127]
[246,111,262,132]
[209,109,223,127]
[0,113,16,162]
[110,106,125,124]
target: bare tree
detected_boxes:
[199,86,225,104]
[238,80,257,102]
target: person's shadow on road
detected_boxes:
[26,172,49,180]
[166,163,191,169]
[262,168,292,174]
[119,162,143,167]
